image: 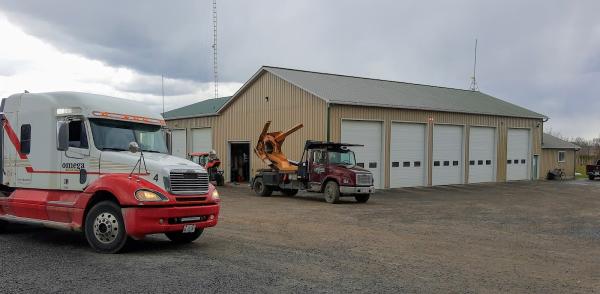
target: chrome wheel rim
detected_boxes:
[93,212,119,244]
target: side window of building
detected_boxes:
[68,120,89,149]
[20,124,31,154]
[557,151,565,162]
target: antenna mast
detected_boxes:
[161,74,165,114]
[212,0,219,99]
[469,38,479,91]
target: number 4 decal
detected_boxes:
[153,174,159,182]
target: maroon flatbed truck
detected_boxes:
[586,160,600,180]
[252,141,374,204]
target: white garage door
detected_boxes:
[433,125,464,186]
[390,123,427,188]
[468,127,496,183]
[171,129,187,159]
[507,129,530,181]
[341,120,383,188]
[191,128,212,153]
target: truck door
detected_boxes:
[309,150,326,184]
[59,118,92,191]
[3,111,18,186]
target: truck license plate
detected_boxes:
[182,224,196,233]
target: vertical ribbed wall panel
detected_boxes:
[329,105,543,188]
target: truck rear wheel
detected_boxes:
[84,201,128,254]
[355,194,370,203]
[253,177,273,196]
[215,174,225,186]
[281,189,298,196]
[165,229,204,244]
[324,181,340,204]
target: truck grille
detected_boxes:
[169,171,209,195]
[356,173,372,186]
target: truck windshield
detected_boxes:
[89,118,168,153]
[327,150,356,166]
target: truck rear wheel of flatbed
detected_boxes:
[253,177,273,197]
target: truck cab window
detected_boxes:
[20,124,31,154]
[312,150,326,164]
[68,120,88,149]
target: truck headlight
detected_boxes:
[212,190,220,202]
[135,190,167,202]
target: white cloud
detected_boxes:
[0,13,242,113]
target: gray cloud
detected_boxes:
[113,75,207,96]
[0,0,599,138]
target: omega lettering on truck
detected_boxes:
[0,92,220,253]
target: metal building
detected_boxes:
[165,66,548,188]
[540,133,580,179]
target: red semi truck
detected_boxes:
[0,92,220,253]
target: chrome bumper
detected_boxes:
[340,186,374,195]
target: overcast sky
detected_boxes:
[0,0,598,139]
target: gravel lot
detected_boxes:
[1,180,599,293]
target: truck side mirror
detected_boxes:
[57,121,69,151]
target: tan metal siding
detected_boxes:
[167,116,218,156]
[329,104,543,188]
[541,149,576,179]
[167,72,327,181]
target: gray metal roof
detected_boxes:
[542,133,580,150]
[263,66,546,119]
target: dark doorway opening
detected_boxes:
[230,142,250,183]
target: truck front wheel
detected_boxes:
[253,177,273,196]
[165,229,204,244]
[324,181,340,204]
[84,201,128,254]
[355,194,370,203]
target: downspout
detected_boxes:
[326,103,331,142]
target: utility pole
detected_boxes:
[212,0,219,99]
[469,39,479,91]
[161,74,165,114]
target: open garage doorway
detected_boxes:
[229,142,250,183]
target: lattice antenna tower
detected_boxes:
[469,39,479,91]
[212,0,219,99]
